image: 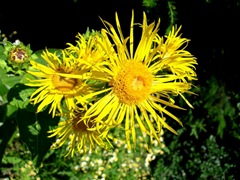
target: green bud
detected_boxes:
[1,40,35,74]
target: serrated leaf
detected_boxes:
[9,98,30,109]
[0,69,23,89]
[19,87,36,100]
[7,83,33,109]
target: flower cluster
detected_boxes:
[26,11,197,155]
[68,127,166,180]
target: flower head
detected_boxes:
[81,11,197,149]
[155,25,198,81]
[26,49,92,117]
[1,40,35,74]
[9,47,28,63]
[66,32,109,70]
[48,110,112,156]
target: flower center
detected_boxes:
[52,69,78,92]
[73,116,94,132]
[111,61,153,105]
[9,48,28,63]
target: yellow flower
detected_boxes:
[26,49,92,117]
[155,25,198,82]
[66,33,107,67]
[82,11,197,149]
[48,110,111,156]
[66,32,112,92]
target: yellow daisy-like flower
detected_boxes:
[26,49,92,117]
[82,11,197,149]
[155,26,198,82]
[66,33,107,66]
[65,32,112,90]
[48,110,111,156]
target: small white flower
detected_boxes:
[74,165,79,171]
[121,163,127,168]
[97,159,103,165]
[90,161,95,167]
[85,156,90,161]
[80,161,87,167]
[13,39,21,46]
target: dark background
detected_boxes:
[1,0,240,92]
[0,0,143,50]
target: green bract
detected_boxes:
[0,40,37,74]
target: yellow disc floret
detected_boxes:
[111,61,153,105]
[52,68,80,92]
[52,75,77,92]
[73,116,94,133]
[9,47,28,63]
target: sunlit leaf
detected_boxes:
[7,83,33,109]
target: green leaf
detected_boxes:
[0,79,8,97]
[0,45,6,61]
[7,83,35,109]
[47,48,62,55]
[2,156,22,165]
[0,118,17,167]
[216,111,226,138]
[20,72,36,84]
[0,103,18,123]
[6,104,18,118]
[0,68,24,89]
[4,75,22,87]
[32,50,47,66]
[0,44,4,53]
[16,109,60,168]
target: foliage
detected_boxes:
[1,132,41,180]
[151,76,240,179]
[1,122,165,179]
[2,75,239,179]
[142,0,178,34]
[153,134,236,179]
[0,37,60,170]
